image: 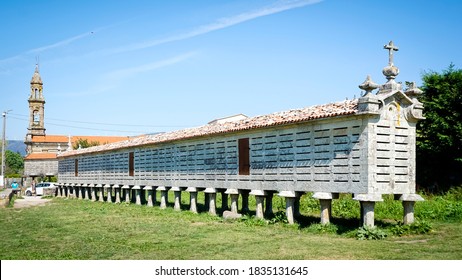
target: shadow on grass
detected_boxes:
[295,214,400,235]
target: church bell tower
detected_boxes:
[27,64,46,138]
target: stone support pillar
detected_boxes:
[104,184,112,203]
[279,191,296,224]
[144,186,153,207]
[354,194,383,227]
[158,186,168,209]
[397,194,424,225]
[113,185,121,203]
[62,184,69,198]
[204,188,217,216]
[72,185,77,199]
[121,185,130,203]
[250,190,266,219]
[132,185,141,205]
[90,184,97,201]
[74,184,78,199]
[56,184,61,198]
[84,185,90,200]
[319,199,332,224]
[73,184,78,199]
[226,189,239,214]
[77,185,83,200]
[97,184,105,202]
[186,187,198,213]
[312,192,338,225]
[66,184,71,198]
[55,184,61,197]
[171,187,182,211]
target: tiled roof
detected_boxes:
[59,99,358,158]
[31,135,130,144]
[24,153,57,160]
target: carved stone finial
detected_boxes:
[379,40,402,94]
[404,81,423,101]
[359,75,379,96]
[384,41,399,66]
[67,135,73,151]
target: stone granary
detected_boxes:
[56,42,425,227]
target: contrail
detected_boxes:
[106,0,323,55]
[26,32,94,54]
[105,52,197,80]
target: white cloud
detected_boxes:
[105,52,196,80]
[66,52,196,97]
[26,32,94,54]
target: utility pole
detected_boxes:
[1,110,11,187]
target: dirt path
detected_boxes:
[13,196,52,208]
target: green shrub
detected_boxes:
[299,193,320,214]
[268,211,288,224]
[356,226,388,240]
[374,194,403,221]
[389,220,433,236]
[306,223,339,234]
[416,191,462,221]
[239,214,268,227]
[332,194,359,219]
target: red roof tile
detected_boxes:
[58,100,358,158]
[25,153,58,160]
[31,135,130,144]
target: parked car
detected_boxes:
[25,182,57,196]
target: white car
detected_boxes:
[25,182,57,196]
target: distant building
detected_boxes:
[23,66,131,182]
[208,114,248,125]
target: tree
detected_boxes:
[72,138,101,150]
[5,150,24,176]
[416,64,462,192]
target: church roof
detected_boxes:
[24,152,57,160]
[58,99,358,158]
[30,65,43,85]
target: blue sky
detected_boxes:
[1,0,461,140]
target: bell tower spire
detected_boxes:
[27,64,46,137]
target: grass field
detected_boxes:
[0,190,461,260]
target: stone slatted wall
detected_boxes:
[58,117,371,194]
[370,122,413,194]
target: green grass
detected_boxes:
[0,190,461,260]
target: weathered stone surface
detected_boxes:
[223,210,242,220]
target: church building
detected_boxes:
[23,66,131,182]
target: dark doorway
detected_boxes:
[238,138,250,175]
[129,152,134,176]
[74,159,78,177]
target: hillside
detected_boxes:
[6,140,26,156]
